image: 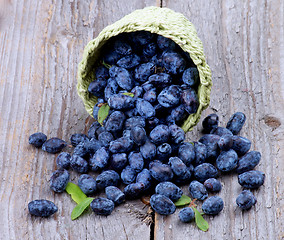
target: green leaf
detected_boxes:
[65,182,87,204]
[102,61,112,69]
[122,92,134,97]
[193,207,209,232]
[97,104,110,126]
[174,195,192,207]
[71,197,94,220]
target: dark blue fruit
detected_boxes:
[85,138,103,155]
[87,122,101,139]
[156,143,172,162]
[90,197,115,216]
[134,62,155,83]
[169,104,188,124]
[88,79,107,98]
[128,152,144,173]
[70,133,89,147]
[78,174,97,195]
[42,138,67,154]
[105,111,126,134]
[178,142,195,166]
[105,186,125,205]
[162,51,186,75]
[210,127,233,136]
[108,93,135,110]
[194,163,218,183]
[204,178,222,192]
[216,149,238,172]
[123,182,145,199]
[236,151,261,174]
[226,112,246,135]
[218,134,233,151]
[157,35,176,51]
[149,160,174,182]
[148,73,172,88]
[121,166,137,185]
[169,124,185,145]
[131,86,144,98]
[96,170,120,190]
[146,117,160,131]
[136,98,155,119]
[202,114,219,133]
[140,140,157,160]
[49,168,70,193]
[117,54,141,69]
[155,181,183,201]
[70,155,89,173]
[124,116,146,130]
[95,65,109,81]
[104,78,119,100]
[141,81,154,91]
[112,66,134,91]
[150,194,176,215]
[238,170,265,189]
[143,88,156,103]
[130,31,153,46]
[98,131,114,147]
[110,153,128,172]
[188,180,208,200]
[149,124,169,145]
[89,147,109,171]
[28,200,58,217]
[56,152,71,169]
[157,85,181,108]
[236,190,257,210]
[29,132,47,148]
[73,141,89,158]
[181,88,199,114]
[232,136,251,156]
[199,134,220,161]
[202,196,224,215]
[182,67,199,87]
[194,141,207,166]
[103,48,121,65]
[130,126,147,146]
[168,157,191,183]
[179,207,195,223]
[136,169,152,190]
[113,39,132,56]
[109,137,133,153]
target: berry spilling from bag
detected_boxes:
[28,32,264,230]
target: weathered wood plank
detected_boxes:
[0,1,158,239]
[154,1,284,239]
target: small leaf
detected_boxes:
[65,182,87,204]
[71,197,94,220]
[102,61,112,69]
[174,195,192,207]
[122,92,134,97]
[193,207,209,232]
[97,104,110,126]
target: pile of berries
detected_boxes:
[28,32,264,224]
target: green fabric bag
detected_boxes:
[77,6,212,132]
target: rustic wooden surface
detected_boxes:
[0,0,283,240]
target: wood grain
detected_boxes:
[0,1,157,239]
[155,1,284,239]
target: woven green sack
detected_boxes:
[77,6,212,132]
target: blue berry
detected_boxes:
[110,153,128,172]
[95,65,109,80]
[146,117,160,131]
[204,178,222,192]
[199,134,220,161]
[42,137,67,154]
[142,42,157,59]
[113,39,132,56]
[188,180,208,200]
[78,174,97,195]
[169,104,188,124]
[136,98,156,119]
[70,134,89,147]
[236,190,257,210]
[134,62,155,83]
[130,31,153,46]
[162,51,186,75]
[56,152,71,169]
[136,169,152,190]
[226,112,246,135]
[130,126,147,146]
[149,160,174,182]
[131,86,144,99]
[108,93,135,110]
[169,124,185,145]
[109,137,133,154]
[88,79,107,98]
[49,168,70,193]
[111,66,134,90]
[202,196,224,215]
[150,194,176,215]
[103,49,121,65]
[143,88,156,103]
[194,163,218,183]
[155,181,183,201]
[238,170,265,189]
[29,132,47,148]
[124,116,146,130]
[149,124,169,145]
[87,122,101,138]
[232,136,251,156]
[117,54,141,69]
[182,67,199,87]
[124,182,145,199]
[202,114,219,133]
[104,78,119,100]
[216,149,238,172]
[181,88,199,114]
[148,73,172,88]
[236,151,261,174]
[168,157,192,183]
[156,143,172,162]
[194,141,207,166]
[98,131,114,147]
[90,197,114,216]
[151,53,163,67]
[96,170,120,190]
[121,166,137,184]
[178,142,195,166]
[70,155,89,173]
[73,141,89,158]
[157,85,181,108]
[105,186,125,205]
[179,207,195,223]
[218,134,233,151]
[85,138,103,155]
[105,111,126,134]
[89,147,109,171]
[28,200,58,217]
[211,127,233,136]
[128,152,144,173]
[157,35,176,51]
[140,140,156,160]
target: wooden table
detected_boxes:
[0,0,283,239]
